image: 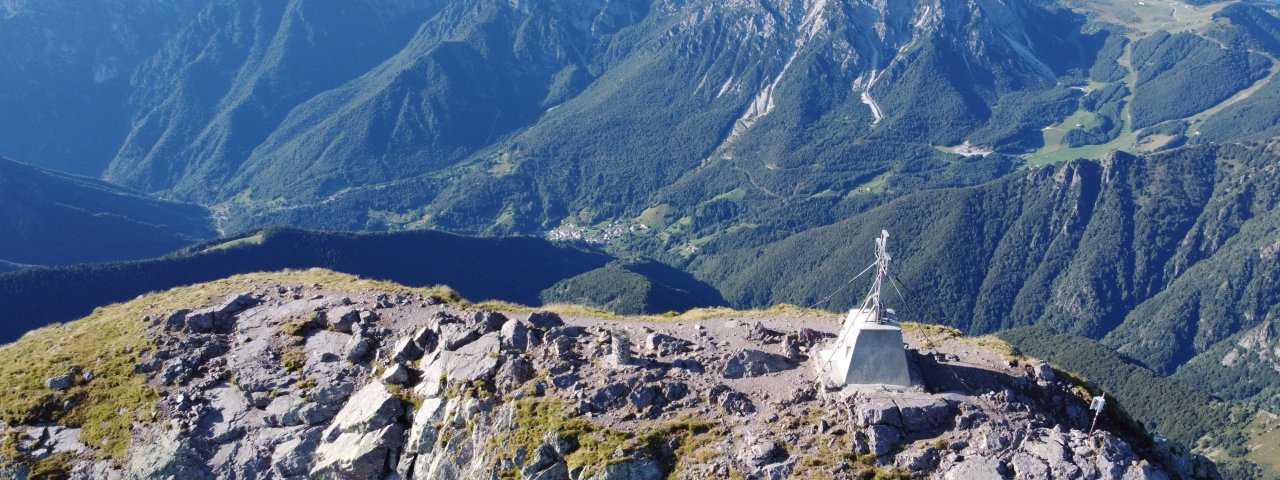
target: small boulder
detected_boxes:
[381,364,411,385]
[644,333,693,357]
[740,438,787,466]
[470,310,508,333]
[45,374,73,391]
[896,445,940,471]
[1031,362,1055,382]
[595,458,664,480]
[527,311,564,329]
[412,327,438,354]
[898,397,954,432]
[591,383,631,411]
[628,385,663,410]
[854,399,902,427]
[867,425,902,456]
[494,356,536,392]
[322,306,359,333]
[722,349,796,379]
[709,385,754,415]
[662,382,690,402]
[344,334,372,363]
[391,337,423,363]
[501,319,531,352]
[745,322,783,343]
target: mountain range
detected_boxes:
[4,0,1280,477]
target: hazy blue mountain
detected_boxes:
[0,157,215,266]
[0,1,199,175]
[2,0,1276,244]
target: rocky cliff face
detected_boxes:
[0,271,1201,479]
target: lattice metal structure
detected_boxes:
[815,230,911,386]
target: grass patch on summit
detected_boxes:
[489,399,720,478]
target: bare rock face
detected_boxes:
[311,383,405,478]
[125,429,212,480]
[420,332,500,387]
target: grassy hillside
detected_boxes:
[0,228,723,343]
[0,157,215,266]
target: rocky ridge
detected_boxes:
[0,272,1201,479]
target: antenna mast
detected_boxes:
[870,230,891,322]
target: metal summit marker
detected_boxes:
[815,230,911,387]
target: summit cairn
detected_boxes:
[815,230,911,386]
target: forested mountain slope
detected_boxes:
[694,142,1280,411]
[0,227,723,343]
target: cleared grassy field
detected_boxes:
[1020,0,1238,167]
[1244,411,1280,479]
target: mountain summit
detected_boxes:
[0,270,1200,479]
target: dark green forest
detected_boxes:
[0,228,721,343]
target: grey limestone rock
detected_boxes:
[439,322,482,351]
[895,445,939,471]
[709,384,754,415]
[722,349,796,379]
[740,437,787,466]
[591,383,631,411]
[125,429,212,480]
[1011,452,1051,479]
[405,397,449,456]
[265,395,305,427]
[501,318,530,352]
[1031,361,1056,381]
[943,456,1005,480]
[470,310,508,333]
[897,397,953,432]
[299,402,342,425]
[644,333,693,357]
[271,436,318,478]
[322,306,359,333]
[44,374,72,391]
[325,382,404,435]
[866,425,902,456]
[310,382,405,479]
[420,332,501,387]
[391,336,423,363]
[854,398,901,427]
[527,311,564,329]
[381,363,411,385]
[344,333,372,363]
[594,457,664,480]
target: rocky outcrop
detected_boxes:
[311,383,405,478]
[0,280,1200,480]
